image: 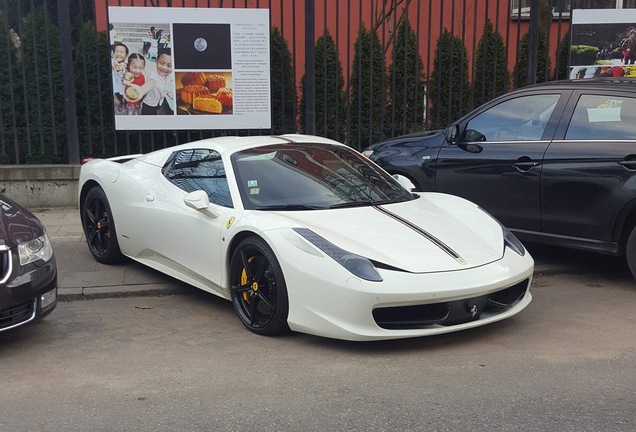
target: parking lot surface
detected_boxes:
[0,207,632,432]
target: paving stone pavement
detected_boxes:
[32,207,189,301]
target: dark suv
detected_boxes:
[0,194,57,331]
[364,79,636,278]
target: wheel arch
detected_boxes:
[79,179,103,212]
[226,230,266,275]
[613,198,636,254]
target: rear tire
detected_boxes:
[81,186,124,264]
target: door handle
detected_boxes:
[618,160,636,170]
[512,157,540,172]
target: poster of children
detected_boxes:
[109,7,271,131]
[109,22,174,116]
[570,9,636,80]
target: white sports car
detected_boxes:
[78,134,533,341]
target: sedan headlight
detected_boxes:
[18,232,54,265]
[361,149,374,158]
[293,228,382,282]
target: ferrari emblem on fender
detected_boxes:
[226,216,235,229]
[470,305,478,318]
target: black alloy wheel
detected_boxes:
[230,237,289,335]
[82,187,123,264]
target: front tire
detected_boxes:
[82,186,124,264]
[230,237,290,336]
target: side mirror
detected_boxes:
[183,190,220,218]
[445,125,459,144]
[464,129,486,142]
[184,190,210,210]
[392,174,416,191]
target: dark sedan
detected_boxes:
[0,194,57,331]
[364,79,636,278]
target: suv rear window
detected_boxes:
[566,95,636,140]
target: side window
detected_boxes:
[163,149,233,208]
[566,95,636,140]
[464,94,560,142]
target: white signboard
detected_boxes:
[570,8,636,80]
[108,6,271,130]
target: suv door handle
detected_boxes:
[513,157,540,172]
[618,159,636,171]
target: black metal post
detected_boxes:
[527,0,540,86]
[304,0,316,135]
[57,0,80,164]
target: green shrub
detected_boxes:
[388,17,425,136]
[350,24,386,150]
[472,19,509,108]
[300,29,346,141]
[270,27,297,135]
[570,45,599,66]
[429,29,470,129]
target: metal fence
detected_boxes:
[1,0,575,165]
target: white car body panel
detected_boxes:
[78,134,534,341]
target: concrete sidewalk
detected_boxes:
[32,207,631,302]
[33,207,188,301]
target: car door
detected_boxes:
[542,90,636,250]
[435,91,568,231]
[142,148,232,290]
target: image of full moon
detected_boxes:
[194,37,207,52]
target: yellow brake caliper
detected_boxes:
[241,256,256,302]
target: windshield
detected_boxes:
[231,143,415,210]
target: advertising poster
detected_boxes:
[570,8,636,79]
[108,7,271,130]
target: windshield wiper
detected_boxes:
[328,201,374,209]
[255,204,326,211]
[328,197,413,209]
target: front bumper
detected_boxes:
[0,247,58,332]
[270,232,534,341]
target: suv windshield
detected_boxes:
[231,143,415,210]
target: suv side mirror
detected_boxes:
[464,129,486,142]
[445,125,459,144]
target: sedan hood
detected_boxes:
[278,193,505,273]
[0,195,42,248]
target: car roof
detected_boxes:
[520,78,636,93]
[134,134,347,166]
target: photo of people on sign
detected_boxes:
[570,9,636,79]
[108,7,270,131]
[109,22,174,116]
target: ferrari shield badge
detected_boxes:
[225,216,235,230]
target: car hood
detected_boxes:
[274,193,505,273]
[0,195,43,248]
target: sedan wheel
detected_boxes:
[230,237,289,335]
[82,187,123,264]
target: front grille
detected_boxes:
[0,300,36,331]
[373,279,529,330]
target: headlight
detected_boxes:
[478,207,525,256]
[293,228,382,282]
[503,227,525,256]
[361,149,374,158]
[18,232,54,265]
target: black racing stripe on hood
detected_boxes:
[373,205,466,265]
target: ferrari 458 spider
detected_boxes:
[78,134,533,341]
